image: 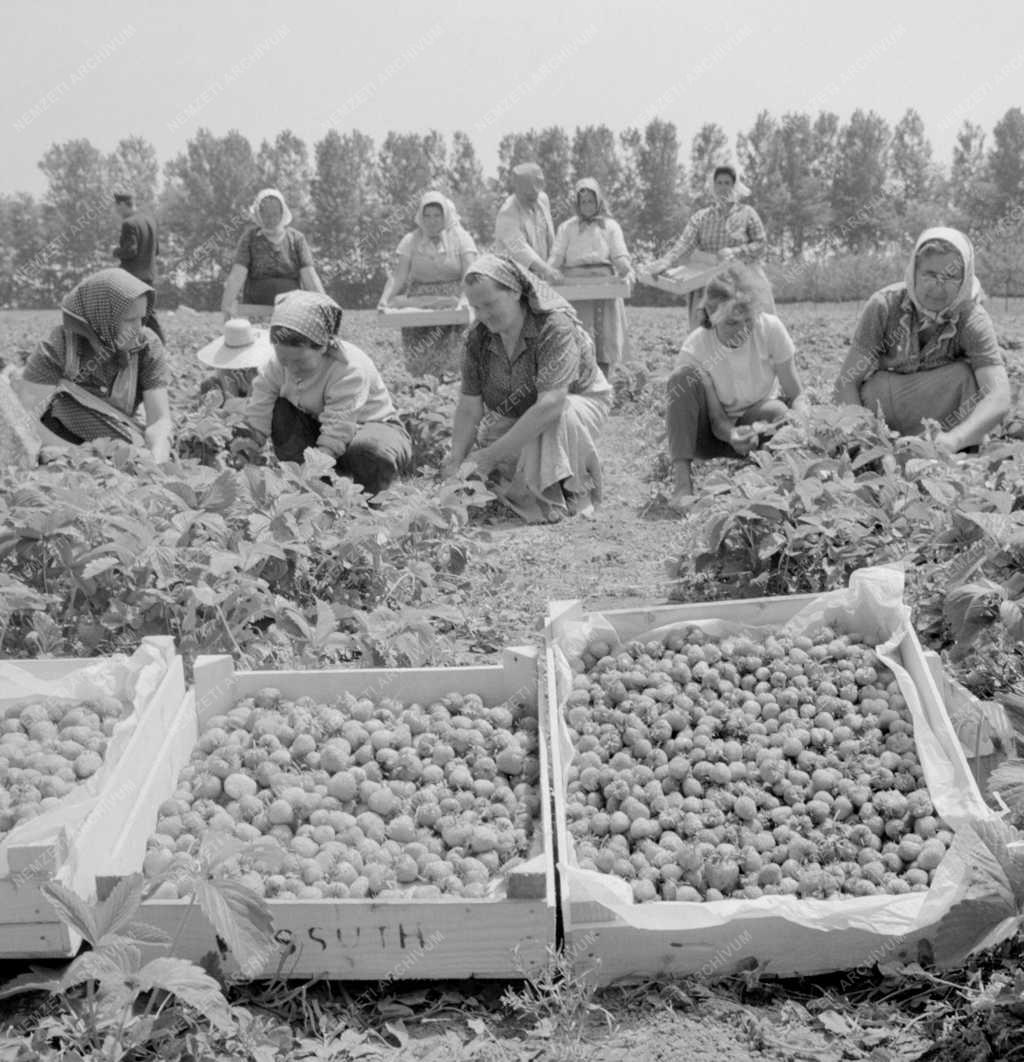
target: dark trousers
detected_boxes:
[666,364,785,462]
[270,398,411,495]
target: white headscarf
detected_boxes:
[904,226,982,323]
[707,163,751,205]
[250,188,293,243]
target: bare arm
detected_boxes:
[142,387,172,463]
[443,393,485,476]
[221,264,248,318]
[299,265,326,295]
[379,254,412,309]
[834,347,876,407]
[775,359,810,415]
[940,363,1012,451]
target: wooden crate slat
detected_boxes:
[137,898,551,979]
[123,651,555,979]
[375,308,472,329]
[235,304,275,321]
[637,265,722,297]
[0,922,77,958]
[545,593,994,985]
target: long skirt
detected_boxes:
[563,266,629,372]
[270,398,412,495]
[859,361,980,439]
[665,364,786,462]
[477,389,611,518]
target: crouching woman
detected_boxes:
[242,291,411,494]
[834,227,1010,451]
[442,254,611,523]
[666,264,808,505]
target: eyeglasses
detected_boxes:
[918,270,964,287]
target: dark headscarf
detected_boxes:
[61,268,154,361]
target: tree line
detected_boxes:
[1,105,1022,309]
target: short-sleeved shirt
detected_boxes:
[245,341,398,457]
[233,227,314,280]
[680,313,794,415]
[24,327,170,412]
[461,308,603,419]
[550,217,629,270]
[396,228,477,286]
[850,284,1004,376]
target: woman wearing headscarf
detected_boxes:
[243,291,411,495]
[18,268,172,463]
[648,164,774,329]
[548,178,635,376]
[442,254,612,523]
[835,227,1011,452]
[378,190,478,367]
[221,189,325,319]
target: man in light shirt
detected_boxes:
[493,163,560,284]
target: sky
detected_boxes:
[1,0,1023,197]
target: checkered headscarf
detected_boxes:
[62,269,154,354]
[270,291,344,349]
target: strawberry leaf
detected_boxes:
[192,878,276,975]
[41,881,100,946]
[134,956,235,1032]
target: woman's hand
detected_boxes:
[144,428,172,464]
[466,446,500,477]
[717,247,737,262]
[728,425,758,456]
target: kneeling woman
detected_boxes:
[666,264,807,504]
[442,254,611,523]
[243,292,411,495]
[18,269,172,463]
[834,227,1010,451]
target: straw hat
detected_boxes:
[196,319,274,369]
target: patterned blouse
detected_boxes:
[664,202,767,266]
[850,285,1004,375]
[461,309,601,420]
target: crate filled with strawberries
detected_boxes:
[544,569,1013,985]
[0,638,186,958]
[103,649,555,980]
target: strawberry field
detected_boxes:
[2,301,1024,1060]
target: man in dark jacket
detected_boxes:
[113,191,165,343]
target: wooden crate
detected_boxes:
[376,307,472,329]
[553,278,632,302]
[637,253,723,297]
[107,649,556,980]
[0,640,187,958]
[544,594,994,985]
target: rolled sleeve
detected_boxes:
[138,337,171,390]
[960,306,1005,371]
[534,315,579,393]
